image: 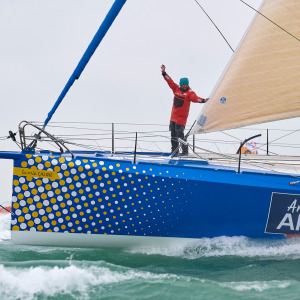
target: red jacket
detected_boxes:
[163,72,205,126]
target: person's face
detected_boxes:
[180,84,189,92]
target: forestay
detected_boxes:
[190,0,300,134]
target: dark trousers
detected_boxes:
[169,121,188,154]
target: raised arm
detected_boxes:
[161,64,178,93]
[189,91,209,103]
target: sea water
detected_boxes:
[0,213,300,300]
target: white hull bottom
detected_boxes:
[11,231,196,248]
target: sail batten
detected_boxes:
[190,0,300,134]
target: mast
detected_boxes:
[43,0,127,129]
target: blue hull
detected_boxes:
[3,150,300,246]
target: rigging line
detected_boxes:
[188,145,209,162]
[43,140,61,152]
[63,140,104,151]
[45,126,169,135]
[213,142,222,154]
[39,135,170,142]
[268,144,300,149]
[43,121,169,127]
[190,141,277,168]
[93,140,105,152]
[221,127,300,153]
[0,205,14,216]
[188,145,231,172]
[53,130,169,135]
[195,138,243,145]
[194,137,300,148]
[192,143,300,177]
[13,141,23,151]
[239,127,297,132]
[187,145,236,170]
[255,128,300,152]
[240,0,300,43]
[148,140,164,153]
[268,128,300,144]
[220,131,242,141]
[193,0,234,52]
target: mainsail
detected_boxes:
[190,0,300,134]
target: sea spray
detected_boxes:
[128,235,300,259]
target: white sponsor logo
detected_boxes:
[276,199,300,231]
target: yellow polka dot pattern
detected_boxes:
[11,154,188,236]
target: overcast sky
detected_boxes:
[0,0,274,203]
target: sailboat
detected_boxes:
[1,0,300,247]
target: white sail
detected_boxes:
[190,0,300,134]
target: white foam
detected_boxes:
[220,280,292,292]
[0,263,178,300]
[128,236,300,259]
[0,214,11,241]
[2,209,300,259]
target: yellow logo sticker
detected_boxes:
[13,167,60,180]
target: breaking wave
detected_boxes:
[2,212,300,259]
[0,262,296,300]
[0,213,11,241]
[220,280,292,292]
[0,262,179,300]
[0,214,299,300]
[128,236,300,259]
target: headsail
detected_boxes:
[190,0,300,134]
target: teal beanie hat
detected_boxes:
[179,78,189,86]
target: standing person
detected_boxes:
[161,64,208,156]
